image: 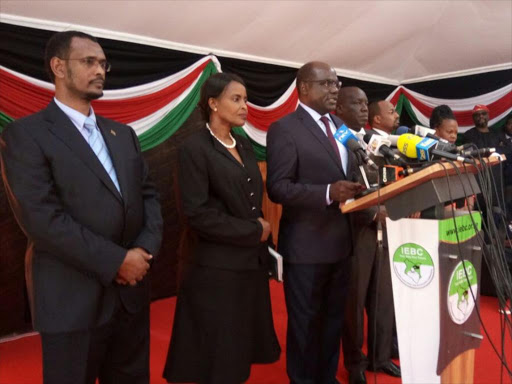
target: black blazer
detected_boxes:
[178,128,268,270]
[266,105,359,264]
[0,100,163,333]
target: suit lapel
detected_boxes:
[296,106,344,175]
[211,133,246,170]
[45,101,122,203]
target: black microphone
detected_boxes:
[459,147,496,157]
[334,125,378,170]
[363,133,406,164]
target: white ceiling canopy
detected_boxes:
[1,0,511,85]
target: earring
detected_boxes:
[214,108,218,112]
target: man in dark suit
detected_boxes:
[0,31,163,384]
[337,94,401,384]
[266,61,365,384]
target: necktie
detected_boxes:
[320,116,341,163]
[83,117,121,194]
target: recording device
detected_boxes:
[363,134,406,164]
[379,163,431,185]
[335,125,378,170]
[379,165,405,184]
[396,126,496,157]
[398,124,452,144]
[396,134,469,162]
[413,125,449,142]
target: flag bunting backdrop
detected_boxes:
[1,58,511,160]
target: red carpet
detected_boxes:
[0,281,510,384]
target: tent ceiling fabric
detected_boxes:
[1,0,511,85]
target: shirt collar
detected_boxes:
[54,97,97,129]
[299,101,332,125]
[372,128,389,137]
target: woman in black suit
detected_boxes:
[163,73,281,384]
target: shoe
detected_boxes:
[348,370,367,384]
[369,361,401,377]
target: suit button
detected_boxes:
[247,177,251,182]
[252,207,256,211]
[250,192,254,197]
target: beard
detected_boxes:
[66,66,104,101]
[474,119,487,129]
[85,90,103,101]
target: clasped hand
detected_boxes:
[116,247,152,286]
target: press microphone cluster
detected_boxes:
[363,134,407,165]
[334,124,378,170]
[396,134,470,162]
[396,125,496,160]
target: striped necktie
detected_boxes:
[83,117,121,194]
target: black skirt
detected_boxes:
[163,264,281,384]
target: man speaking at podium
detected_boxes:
[266,61,364,384]
[336,94,401,384]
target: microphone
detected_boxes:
[396,134,470,163]
[334,125,378,170]
[414,125,437,138]
[395,126,412,135]
[413,125,459,151]
[363,134,406,164]
[379,165,405,184]
[459,147,496,157]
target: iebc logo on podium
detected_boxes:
[392,243,435,288]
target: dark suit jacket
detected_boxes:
[178,128,269,270]
[266,105,359,264]
[0,100,163,333]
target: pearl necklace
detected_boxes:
[206,123,236,149]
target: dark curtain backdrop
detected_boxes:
[1,21,510,337]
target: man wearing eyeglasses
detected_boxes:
[0,31,163,384]
[267,61,365,384]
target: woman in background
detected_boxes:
[163,73,280,384]
[430,104,458,144]
[430,104,475,211]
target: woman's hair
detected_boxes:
[198,72,246,121]
[430,104,456,129]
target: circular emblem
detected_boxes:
[393,243,434,288]
[447,260,478,324]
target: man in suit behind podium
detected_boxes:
[266,61,365,384]
[337,95,401,384]
[0,31,163,384]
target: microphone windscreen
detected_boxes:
[397,134,423,159]
[396,126,411,135]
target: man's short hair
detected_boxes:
[44,31,99,83]
[368,101,382,126]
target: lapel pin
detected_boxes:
[110,129,116,136]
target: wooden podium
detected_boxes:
[341,158,502,384]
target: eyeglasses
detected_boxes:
[305,79,342,89]
[59,57,111,72]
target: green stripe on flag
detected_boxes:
[138,61,218,151]
[0,112,15,133]
[232,127,267,161]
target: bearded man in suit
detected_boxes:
[0,31,163,384]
